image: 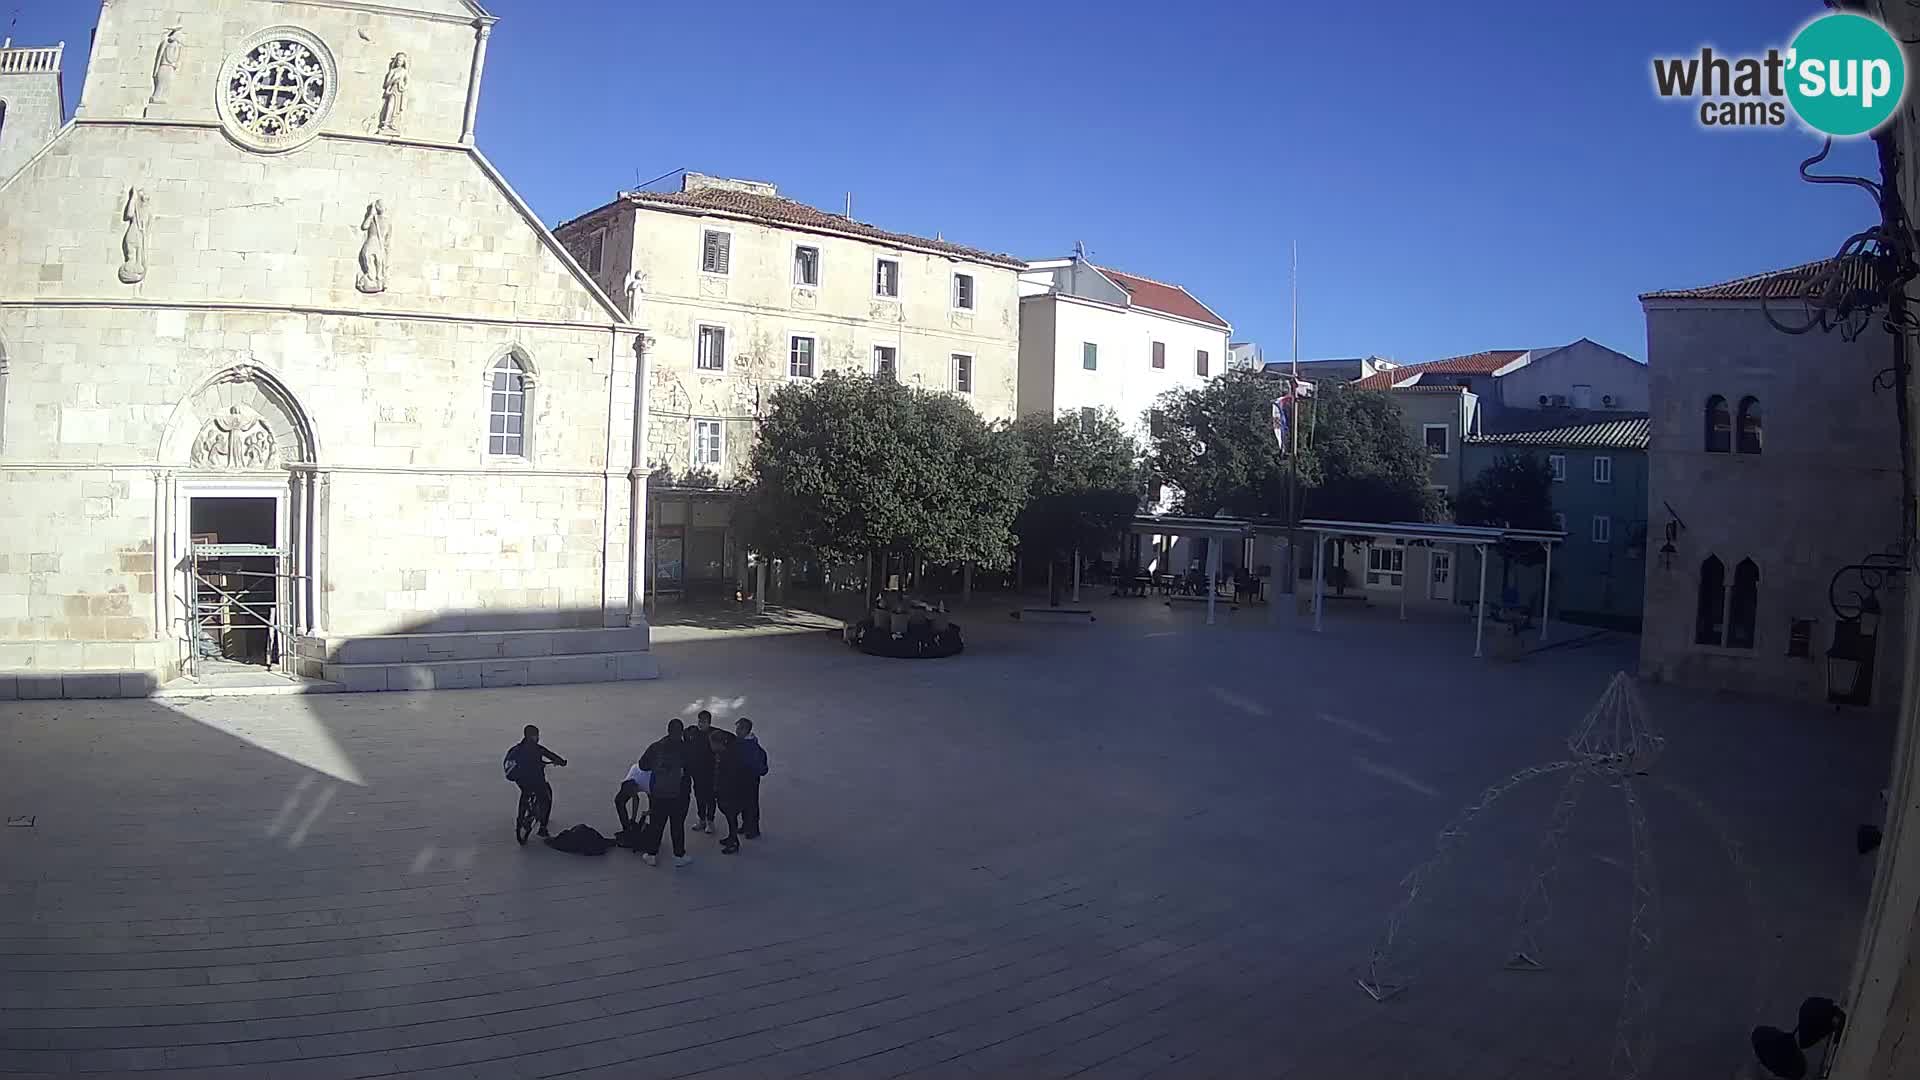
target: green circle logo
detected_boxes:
[1787,13,1907,136]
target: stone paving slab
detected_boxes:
[0,598,1894,1078]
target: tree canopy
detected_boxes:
[1009,409,1142,590]
[1454,452,1557,532]
[1145,371,1442,523]
[738,374,1030,569]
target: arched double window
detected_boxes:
[1694,554,1759,649]
[1705,395,1732,454]
[487,351,533,459]
[1736,396,1763,455]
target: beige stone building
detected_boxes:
[556,175,1022,595]
[0,0,658,696]
[1638,260,1904,709]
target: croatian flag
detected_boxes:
[1272,395,1291,449]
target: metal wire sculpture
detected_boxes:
[1354,673,1769,1080]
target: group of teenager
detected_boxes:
[618,711,768,862]
[505,711,770,861]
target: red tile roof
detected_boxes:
[1639,256,1885,301]
[1095,267,1229,329]
[1352,349,1528,390]
[577,188,1024,269]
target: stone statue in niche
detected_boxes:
[622,268,648,321]
[378,53,409,134]
[191,405,278,470]
[117,187,150,285]
[355,199,389,294]
[145,27,183,116]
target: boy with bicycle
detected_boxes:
[503,724,567,837]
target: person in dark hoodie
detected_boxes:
[685,710,719,834]
[710,729,748,854]
[636,719,693,867]
[734,717,769,839]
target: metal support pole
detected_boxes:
[1313,535,1325,632]
[962,561,973,605]
[1072,548,1081,603]
[1475,543,1490,658]
[1540,542,1553,642]
[755,560,767,615]
[1206,540,1220,625]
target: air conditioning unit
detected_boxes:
[1548,394,1568,407]
[1602,394,1616,407]
[1538,394,1551,406]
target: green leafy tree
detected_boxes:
[1145,371,1442,523]
[1010,409,1142,605]
[1303,384,1446,524]
[739,374,1030,596]
[1454,452,1557,589]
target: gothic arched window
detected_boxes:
[1705,395,1731,454]
[1728,558,1760,649]
[1695,555,1726,645]
[487,352,532,458]
[1737,396,1763,455]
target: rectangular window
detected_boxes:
[696,324,726,372]
[701,229,731,275]
[1196,349,1210,376]
[952,353,972,394]
[1366,545,1405,588]
[692,420,724,469]
[487,365,527,458]
[1591,514,1612,544]
[875,258,900,298]
[1593,455,1613,484]
[793,245,820,287]
[873,344,897,378]
[1423,424,1449,457]
[953,273,974,310]
[1151,341,1166,369]
[1083,342,1098,370]
[789,335,815,378]
[1787,619,1814,658]
[585,228,606,275]
[1553,512,1567,533]
[1079,407,1097,434]
[1548,453,1566,482]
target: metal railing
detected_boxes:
[0,43,63,74]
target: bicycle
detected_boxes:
[514,780,556,845]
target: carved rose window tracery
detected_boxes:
[217,28,338,153]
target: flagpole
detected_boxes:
[1288,241,1302,606]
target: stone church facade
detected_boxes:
[0,0,656,695]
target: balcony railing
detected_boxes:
[0,43,63,74]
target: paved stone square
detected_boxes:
[0,600,1894,1079]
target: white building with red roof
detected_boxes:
[1014,252,1231,446]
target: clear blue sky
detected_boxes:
[14,0,1884,362]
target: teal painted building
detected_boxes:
[1461,414,1649,630]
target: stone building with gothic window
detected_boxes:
[0,0,657,695]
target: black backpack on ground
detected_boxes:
[544,824,613,855]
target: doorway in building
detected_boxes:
[186,495,284,671]
[1429,549,1453,601]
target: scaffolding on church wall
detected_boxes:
[187,542,303,679]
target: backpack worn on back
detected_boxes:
[649,747,685,797]
[544,824,613,856]
[502,747,521,783]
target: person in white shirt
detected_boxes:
[614,759,650,839]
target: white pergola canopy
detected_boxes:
[1299,518,1565,657]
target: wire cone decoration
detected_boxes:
[1355,671,1692,1080]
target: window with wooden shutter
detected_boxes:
[702,230,730,275]
[1151,341,1165,369]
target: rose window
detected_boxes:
[216,27,338,153]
